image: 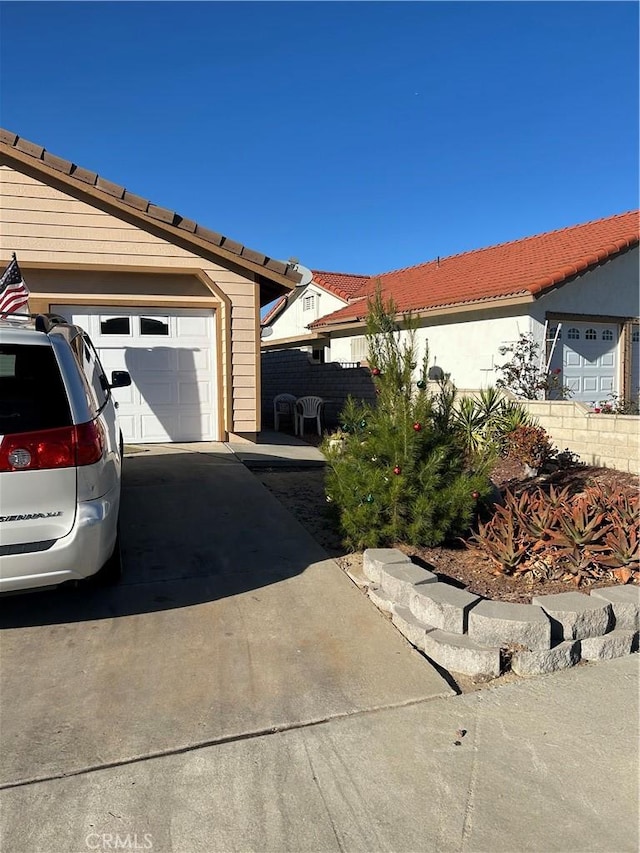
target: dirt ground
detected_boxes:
[256,460,639,605]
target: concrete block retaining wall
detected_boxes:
[362,548,639,680]
[516,400,639,475]
[261,349,375,430]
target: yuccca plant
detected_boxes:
[323,286,493,550]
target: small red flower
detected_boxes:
[393,465,401,475]
[412,422,422,432]
[552,368,561,375]
[593,407,601,413]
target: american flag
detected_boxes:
[0,253,29,316]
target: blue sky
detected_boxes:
[1,1,638,278]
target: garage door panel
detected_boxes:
[51,305,219,443]
[582,376,598,393]
[180,348,211,370]
[177,316,210,336]
[179,382,210,405]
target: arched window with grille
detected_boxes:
[602,329,614,341]
[567,328,580,340]
[585,328,597,340]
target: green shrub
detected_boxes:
[323,288,493,550]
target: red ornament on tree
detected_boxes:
[393,465,401,475]
[371,367,381,376]
[472,491,480,500]
[412,422,422,432]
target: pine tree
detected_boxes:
[323,287,493,550]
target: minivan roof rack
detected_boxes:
[34,313,68,333]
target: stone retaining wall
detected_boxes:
[362,548,639,679]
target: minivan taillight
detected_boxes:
[0,420,105,472]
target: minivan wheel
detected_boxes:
[92,530,123,586]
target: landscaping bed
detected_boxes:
[256,458,639,605]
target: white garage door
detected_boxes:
[632,325,640,403]
[548,321,619,404]
[52,306,219,443]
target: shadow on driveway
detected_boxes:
[1,448,325,628]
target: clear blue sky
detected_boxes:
[1,1,638,277]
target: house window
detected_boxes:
[140,317,169,336]
[100,316,131,335]
[633,329,640,343]
[585,328,597,340]
[548,326,561,340]
[602,329,614,341]
[302,294,315,312]
[350,336,367,362]
[311,346,326,364]
[567,328,580,340]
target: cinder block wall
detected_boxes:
[261,349,376,429]
[517,400,640,475]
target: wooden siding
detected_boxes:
[0,164,260,435]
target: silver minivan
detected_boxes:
[0,314,130,592]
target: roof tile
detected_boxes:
[311,211,640,328]
[15,138,44,159]
[96,176,125,199]
[195,225,223,245]
[221,237,243,255]
[0,129,18,146]
[175,215,197,233]
[241,247,267,265]
[71,165,98,185]
[312,270,372,301]
[42,151,73,174]
[147,203,176,224]
[122,190,149,211]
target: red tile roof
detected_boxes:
[310,211,640,328]
[261,295,288,326]
[311,270,372,301]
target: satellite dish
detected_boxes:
[275,260,313,286]
[293,263,313,287]
[261,326,273,339]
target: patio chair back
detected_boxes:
[273,393,297,431]
[295,395,324,436]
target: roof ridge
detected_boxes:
[374,210,640,278]
[0,127,301,283]
[312,269,372,279]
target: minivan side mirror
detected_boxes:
[110,370,132,389]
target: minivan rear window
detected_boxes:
[0,344,72,434]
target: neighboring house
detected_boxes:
[261,212,640,404]
[261,270,370,363]
[0,129,300,443]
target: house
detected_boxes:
[261,270,370,364]
[0,129,301,443]
[261,212,640,404]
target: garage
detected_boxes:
[52,305,219,443]
[548,320,619,404]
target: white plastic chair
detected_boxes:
[273,394,297,431]
[295,396,324,436]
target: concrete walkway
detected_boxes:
[226,429,326,468]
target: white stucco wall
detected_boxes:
[329,312,534,390]
[266,284,347,342]
[529,246,639,325]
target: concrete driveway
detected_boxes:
[0,444,450,787]
[1,445,638,852]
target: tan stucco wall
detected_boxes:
[0,164,261,436]
[517,400,640,475]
